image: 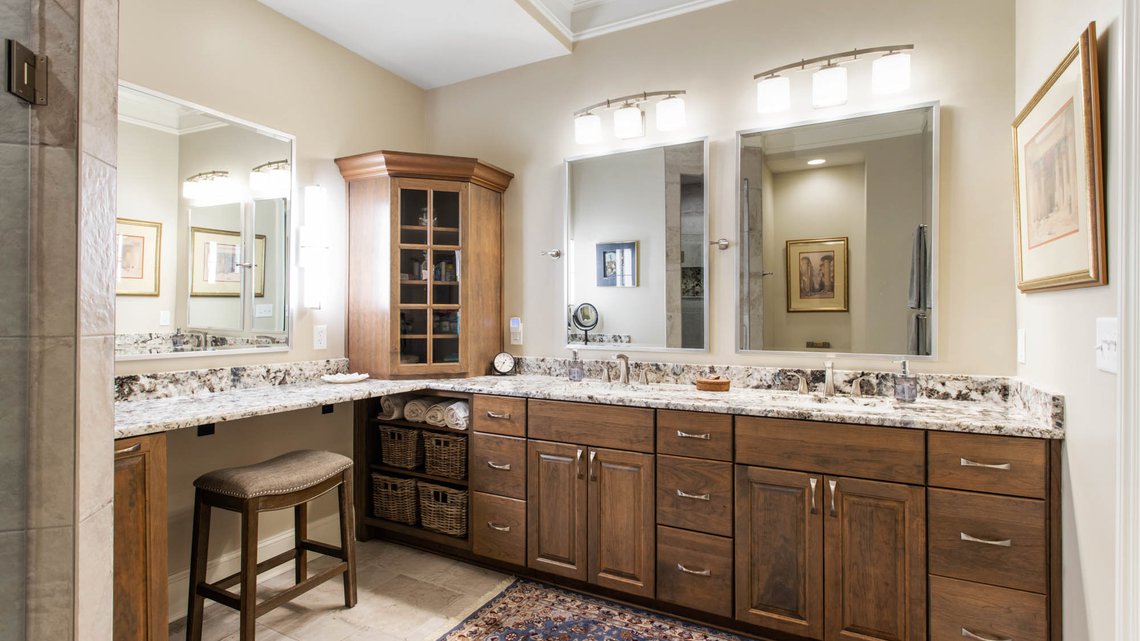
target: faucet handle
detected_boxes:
[789,371,809,394]
[601,367,611,383]
[614,353,629,361]
[851,375,875,397]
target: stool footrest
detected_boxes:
[212,549,298,591]
[300,539,344,559]
[256,562,349,617]
[196,583,240,611]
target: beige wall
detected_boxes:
[1014,2,1123,640]
[424,0,1017,375]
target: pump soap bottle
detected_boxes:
[893,359,918,403]
[568,350,585,382]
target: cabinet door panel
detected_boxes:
[734,465,824,639]
[113,434,168,641]
[589,447,655,598]
[527,440,587,580]
[824,476,925,641]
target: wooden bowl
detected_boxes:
[695,376,730,392]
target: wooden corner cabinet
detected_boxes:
[335,150,514,378]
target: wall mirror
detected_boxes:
[737,103,938,357]
[115,83,294,359]
[565,139,708,351]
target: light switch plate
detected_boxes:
[1096,317,1119,374]
[1016,328,1026,364]
[313,324,328,350]
[255,304,273,318]
[159,310,171,326]
[509,316,523,345]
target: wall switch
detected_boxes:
[1016,328,1026,364]
[159,310,171,326]
[1095,317,1119,374]
[255,303,273,318]
[509,317,523,345]
[313,324,328,350]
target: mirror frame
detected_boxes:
[563,137,711,353]
[734,101,941,360]
[115,81,297,362]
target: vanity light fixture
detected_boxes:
[806,158,827,166]
[250,159,290,198]
[573,90,686,144]
[182,170,234,204]
[753,44,914,113]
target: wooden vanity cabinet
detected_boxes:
[113,433,168,641]
[336,150,513,378]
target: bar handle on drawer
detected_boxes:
[961,627,1011,641]
[115,443,141,455]
[487,461,512,471]
[486,522,511,532]
[675,489,711,501]
[810,477,818,514]
[676,430,711,440]
[676,563,711,577]
[960,532,1012,547]
[828,479,838,517]
[576,449,584,479]
[486,410,512,420]
[960,457,1011,471]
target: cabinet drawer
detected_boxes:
[471,433,526,500]
[736,417,925,484]
[928,432,1047,499]
[930,575,1047,641]
[472,492,526,566]
[929,488,1046,593]
[528,399,654,454]
[656,455,732,537]
[656,410,732,461]
[472,395,527,437]
[656,526,733,618]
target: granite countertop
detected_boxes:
[114,374,1064,440]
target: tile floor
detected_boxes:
[169,540,514,641]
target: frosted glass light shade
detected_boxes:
[812,65,848,108]
[655,96,686,131]
[574,113,602,144]
[182,172,235,204]
[613,105,644,139]
[872,52,911,94]
[250,165,290,198]
[756,75,790,113]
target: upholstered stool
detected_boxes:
[186,450,358,641]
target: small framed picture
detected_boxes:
[596,241,638,287]
[115,218,162,296]
[786,237,848,313]
[1012,22,1106,292]
[190,227,267,297]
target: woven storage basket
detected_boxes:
[371,473,418,525]
[379,424,423,469]
[418,482,468,537]
[424,432,468,479]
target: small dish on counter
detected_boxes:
[695,376,730,392]
[321,373,370,384]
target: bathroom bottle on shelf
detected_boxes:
[568,350,585,382]
[893,359,918,403]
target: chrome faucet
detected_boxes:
[824,361,835,396]
[614,353,631,385]
[850,374,875,397]
[789,371,810,394]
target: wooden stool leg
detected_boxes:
[338,471,358,608]
[186,491,211,641]
[294,502,308,584]
[239,504,259,641]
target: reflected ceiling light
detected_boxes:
[574,112,602,144]
[756,75,790,113]
[807,158,827,166]
[613,103,644,139]
[572,90,687,144]
[872,50,911,94]
[182,170,235,204]
[812,64,848,108]
[655,95,686,131]
[250,159,290,198]
[752,44,914,112]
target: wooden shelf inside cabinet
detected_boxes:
[371,463,469,487]
[361,516,471,550]
[371,417,472,436]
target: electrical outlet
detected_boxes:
[159,310,171,326]
[1016,328,1026,364]
[1096,317,1119,374]
[313,324,328,350]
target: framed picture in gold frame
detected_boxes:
[786,237,848,312]
[115,218,161,296]
[189,227,267,297]
[1012,21,1106,292]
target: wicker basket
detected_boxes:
[379,424,423,469]
[424,432,468,479]
[371,473,418,525]
[418,482,468,537]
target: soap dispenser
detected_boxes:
[893,359,918,403]
[568,350,585,382]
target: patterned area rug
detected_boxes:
[438,579,755,641]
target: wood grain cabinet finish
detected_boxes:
[472,433,527,499]
[528,399,654,453]
[656,410,732,461]
[472,395,527,437]
[113,434,168,641]
[588,447,655,598]
[928,431,1048,499]
[527,439,588,581]
[930,575,1047,641]
[656,526,733,618]
[656,455,733,537]
[472,492,526,566]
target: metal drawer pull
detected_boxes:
[576,449,584,479]
[115,443,142,455]
[676,430,711,440]
[828,479,838,517]
[588,450,598,481]
[809,477,818,514]
[486,411,512,420]
[487,461,512,471]
[676,489,711,501]
[961,627,1011,641]
[676,563,711,576]
[960,458,1011,471]
[486,522,511,532]
[960,532,1012,547]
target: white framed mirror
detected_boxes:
[737,103,939,357]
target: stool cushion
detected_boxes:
[194,450,352,499]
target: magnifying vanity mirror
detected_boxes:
[737,104,938,357]
[115,83,294,359]
[565,139,708,351]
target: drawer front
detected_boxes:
[736,417,925,485]
[656,526,733,618]
[528,399,654,454]
[656,410,732,461]
[471,433,527,500]
[929,488,1047,593]
[930,575,1047,641]
[472,395,527,437]
[472,492,526,566]
[656,455,732,537]
[928,432,1047,499]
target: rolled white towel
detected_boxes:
[444,401,470,431]
[425,399,461,427]
[403,397,433,423]
[378,394,408,421]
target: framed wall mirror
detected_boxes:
[115,83,295,359]
[565,139,709,352]
[737,103,938,357]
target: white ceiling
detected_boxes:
[257,0,729,89]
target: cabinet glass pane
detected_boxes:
[400,282,427,305]
[433,190,460,245]
[399,189,429,244]
[433,309,460,336]
[399,309,428,336]
[399,248,430,282]
[399,338,427,365]
[433,283,459,305]
[432,249,459,283]
[433,337,460,364]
